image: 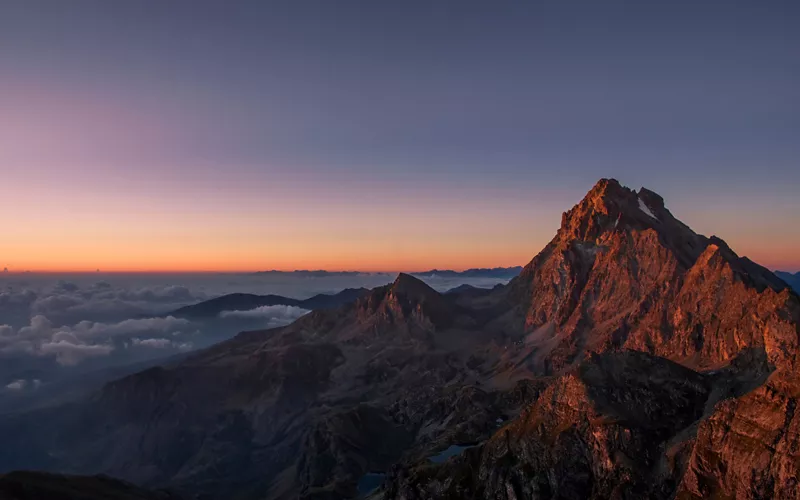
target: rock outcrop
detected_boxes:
[0,471,182,500]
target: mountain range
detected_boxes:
[410,267,522,279]
[249,268,522,279]
[1,179,798,500]
[169,269,519,321]
[169,288,370,319]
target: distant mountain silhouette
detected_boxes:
[170,288,370,319]
[411,266,522,279]
[251,270,371,277]
[776,270,800,294]
[3,179,799,500]
[173,268,519,320]
[248,268,522,279]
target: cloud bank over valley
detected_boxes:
[0,271,514,409]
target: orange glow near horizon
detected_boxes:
[0,237,540,274]
[2,167,799,275]
[0,169,566,274]
[5,246,797,275]
[2,4,799,277]
[3,221,798,274]
[0,246,535,274]
[0,188,554,274]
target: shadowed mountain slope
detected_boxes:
[777,270,800,294]
[0,471,182,500]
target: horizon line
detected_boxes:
[0,266,526,275]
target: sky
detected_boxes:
[1,0,798,272]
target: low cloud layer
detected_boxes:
[4,379,40,391]
[39,340,115,366]
[131,337,193,351]
[0,315,196,365]
[0,272,513,395]
[219,305,311,326]
[29,283,205,326]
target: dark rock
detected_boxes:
[0,471,183,500]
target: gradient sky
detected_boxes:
[1,0,798,272]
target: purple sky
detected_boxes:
[1,1,798,271]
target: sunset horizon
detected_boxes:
[3,3,798,276]
[3,175,798,274]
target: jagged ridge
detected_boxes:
[499,178,795,374]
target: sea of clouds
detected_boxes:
[0,272,511,407]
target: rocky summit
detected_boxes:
[1,179,798,500]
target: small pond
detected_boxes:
[357,472,386,496]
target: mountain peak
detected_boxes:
[558,178,669,244]
[351,272,457,330]
[391,273,439,301]
[510,178,791,349]
[586,177,628,201]
[638,186,666,211]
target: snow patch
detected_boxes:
[638,197,657,219]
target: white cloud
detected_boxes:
[31,294,83,315]
[111,285,198,303]
[5,379,27,390]
[70,316,192,340]
[39,340,114,366]
[0,315,196,364]
[9,282,208,326]
[0,272,516,388]
[0,290,37,307]
[130,337,194,351]
[4,378,42,391]
[17,315,54,339]
[0,339,35,354]
[219,305,310,326]
[131,337,172,349]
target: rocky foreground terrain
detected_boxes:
[1,179,798,499]
[0,471,181,500]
